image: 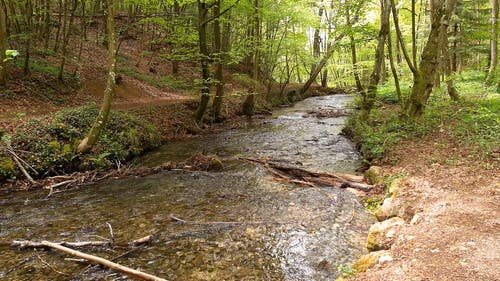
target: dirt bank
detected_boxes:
[350,136,499,280]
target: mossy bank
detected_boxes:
[0,106,161,182]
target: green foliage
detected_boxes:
[346,72,500,162]
[3,50,19,62]
[7,106,161,179]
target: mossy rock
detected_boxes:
[388,177,405,196]
[374,197,400,221]
[0,156,17,180]
[365,166,383,185]
[366,217,404,252]
[208,158,223,171]
[352,250,390,273]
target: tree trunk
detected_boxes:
[0,3,5,85]
[58,0,79,82]
[299,34,344,95]
[486,0,499,83]
[311,6,323,76]
[171,0,180,75]
[242,0,260,116]
[77,0,117,154]
[387,24,402,102]
[360,0,390,119]
[211,0,224,122]
[192,1,210,123]
[406,0,458,118]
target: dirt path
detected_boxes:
[351,138,499,280]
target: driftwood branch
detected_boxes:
[11,240,112,249]
[242,157,374,192]
[40,241,167,281]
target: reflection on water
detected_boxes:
[0,94,374,280]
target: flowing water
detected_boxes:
[0,94,374,281]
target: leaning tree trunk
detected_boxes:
[486,0,499,83]
[360,0,390,119]
[406,0,457,118]
[0,4,6,86]
[58,0,79,82]
[77,0,116,154]
[346,6,363,92]
[192,0,211,123]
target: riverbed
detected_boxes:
[0,94,374,280]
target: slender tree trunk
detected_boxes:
[300,34,344,95]
[347,6,363,91]
[23,0,33,75]
[311,6,323,76]
[0,3,6,85]
[412,0,417,66]
[242,0,260,116]
[406,0,458,118]
[387,24,402,102]
[54,0,63,52]
[77,0,116,154]
[486,0,499,83]
[211,0,225,122]
[193,0,210,123]
[58,0,78,82]
[172,0,181,75]
[360,0,390,119]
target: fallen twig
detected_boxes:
[11,240,112,249]
[37,254,70,276]
[40,241,167,281]
[169,214,285,226]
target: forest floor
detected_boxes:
[351,132,499,280]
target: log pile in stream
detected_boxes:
[243,157,375,192]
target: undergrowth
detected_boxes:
[345,71,499,163]
[0,106,161,181]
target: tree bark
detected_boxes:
[486,0,499,83]
[77,0,117,154]
[406,0,458,118]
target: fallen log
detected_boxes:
[40,241,167,281]
[242,157,374,192]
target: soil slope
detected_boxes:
[352,137,499,280]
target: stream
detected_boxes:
[0,94,375,281]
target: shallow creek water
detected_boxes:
[0,94,375,280]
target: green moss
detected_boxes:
[0,156,16,180]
